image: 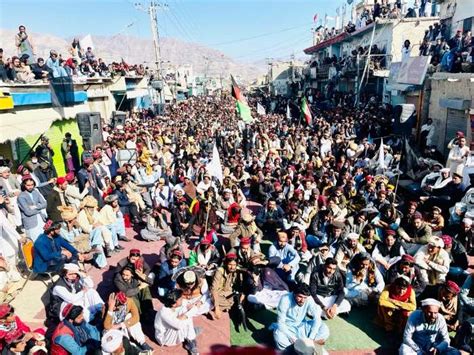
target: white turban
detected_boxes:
[101,329,123,353]
[421,298,441,308]
[63,263,80,273]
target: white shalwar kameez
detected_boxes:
[54,277,104,322]
[181,280,212,317]
[248,289,289,309]
[0,212,22,283]
[154,305,197,347]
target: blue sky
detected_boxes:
[0,0,342,62]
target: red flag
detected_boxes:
[313,13,318,23]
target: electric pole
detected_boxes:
[134,1,167,75]
[135,1,167,110]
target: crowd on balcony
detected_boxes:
[0,25,147,85]
[314,0,438,47]
[308,43,388,86]
[418,26,474,74]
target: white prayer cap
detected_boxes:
[346,232,359,240]
[463,218,473,226]
[440,168,450,173]
[183,270,196,284]
[101,329,123,353]
[421,298,441,308]
[428,236,444,248]
[0,166,10,174]
[173,186,184,194]
[63,263,80,273]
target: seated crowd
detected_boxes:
[0,25,147,84]
[0,92,473,354]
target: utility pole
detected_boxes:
[135,1,167,110]
[265,57,273,96]
[149,2,162,73]
[135,1,166,74]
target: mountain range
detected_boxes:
[0,29,266,82]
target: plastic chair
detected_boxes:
[19,239,55,291]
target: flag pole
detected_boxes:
[204,196,211,237]
[393,141,404,202]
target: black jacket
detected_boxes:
[309,265,345,307]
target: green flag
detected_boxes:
[231,75,253,123]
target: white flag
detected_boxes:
[286,104,291,119]
[378,138,385,169]
[257,102,266,115]
[81,34,94,50]
[207,143,223,184]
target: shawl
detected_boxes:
[389,284,413,302]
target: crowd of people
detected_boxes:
[314,0,438,47]
[0,86,474,355]
[0,25,147,85]
[420,26,474,74]
[310,1,473,81]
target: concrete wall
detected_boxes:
[440,0,474,36]
[391,18,439,62]
[340,26,391,57]
[428,73,474,150]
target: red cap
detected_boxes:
[456,131,465,137]
[92,151,101,159]
[200,238,211,245]
[401,254,415,263]
[43,219,53,231]
[445,280,460,294]
[116,291,127,304]
[240,237,251,245]
[440,235,452,247]
[171,250,183,258]
[413,211,423,220]
[61,303,74,318]
[385,229,396,236]
[21,174,33,181]
[56,176,67,185]
[65,172,75,182]
[129,249,141,255]
[225,252,237,260]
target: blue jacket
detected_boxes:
[33,233,78,273]
[113,189,132,207]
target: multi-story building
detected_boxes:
[303,16,438,97]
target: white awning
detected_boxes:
[126,88,149,99]
[0,103,89,143]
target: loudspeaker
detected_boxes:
[76,112,103,151]
[112,111,126,128]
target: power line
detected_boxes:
[210,22,314,46]
[233,29,312,60]
[171,0,201,39]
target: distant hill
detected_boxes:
[0,29,265,82]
